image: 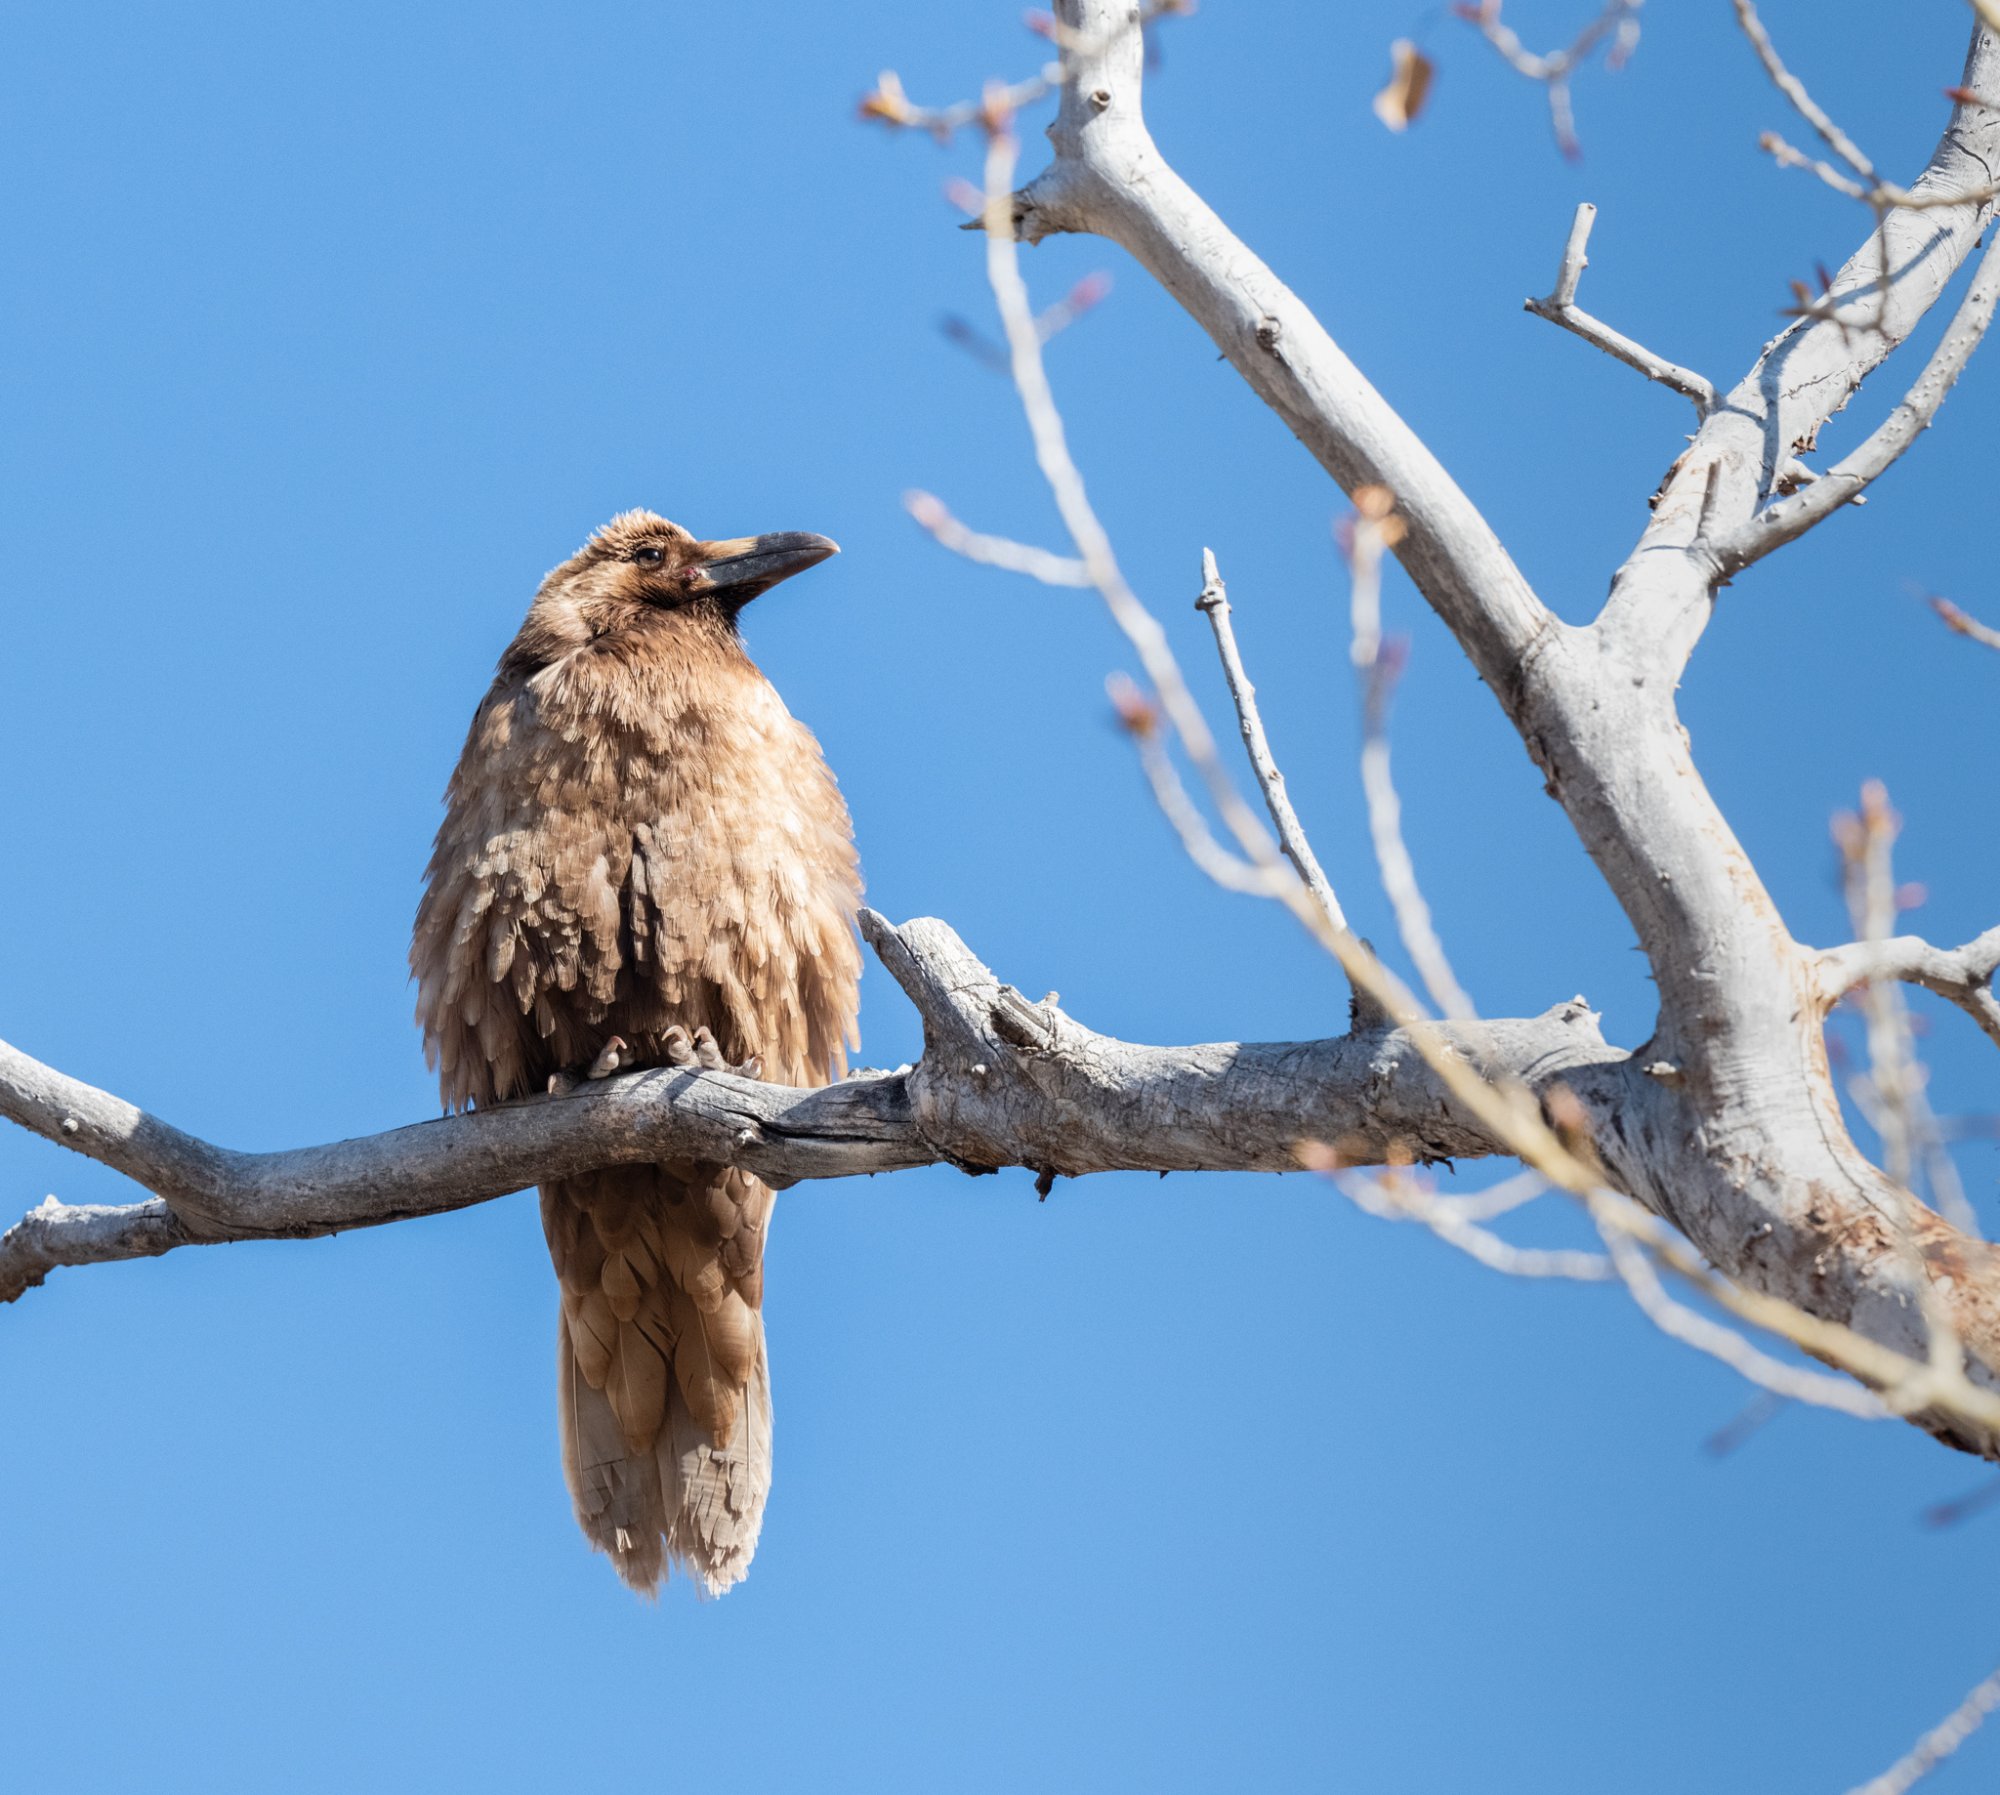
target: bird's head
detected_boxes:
[513,509,840,664]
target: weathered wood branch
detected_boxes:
[988,3,2000,1458]
[1602,22,2000,671]
[998,1,1554,700]
[1716,228,2000,570]
[1524,202,1716,417]
[1819,926,2000,1052]
[0,912,1627,1304]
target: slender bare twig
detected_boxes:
[1308,1154,1614,1283]
[857,1,1189,140]
[1832,789,1977,1375]
[904,490,1091,586]
[1423,1169,1549,1224]
[1844,1660,2000,1795]
[1192,548,1348,932]
[1718,229,2000,569]
[1760,128,1873,202]
[860,69,1062,143]
[1932,595,2000,653]
[1922,1475,2000,1528]
[1820,913,2000,1055]
[1346,492,1478,1023]
[1840,788,1924,1190]
[977,128,1300,905]
[1703,1391,1788,1457]
[1108,675,1292,898]
[1592,1206,1889,1417]
[1457,0,1643,160]
[1524,203,1716,416]
[1733,0,1875,181]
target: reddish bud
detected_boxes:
[858,71,916,128]
[1067,271,1113,311]
[1106,672,1160,739]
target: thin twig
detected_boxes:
[1524,203,1716,416]
[1932,595,2000,653]
[1315,1156,1614,1282]
[1819,906,2000,1057]
[1592,1197,1891,1419]
[1844,1661,2000,1795]
[904,490,1092,586]
[1109,677,1292,897]
[1733,0,1876,180]
[979,127,1297,899]
[1347,495,1478,1022]
[1458,0,1643,160]
[1720,229,2000,568]
[1193,548,1348,932]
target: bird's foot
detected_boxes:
[586,1036,632,1079]
[545,1036,631,1096]
[662,1024,762,1081]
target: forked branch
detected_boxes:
[1524,202,1715,415]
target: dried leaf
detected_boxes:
[1373,40,1435,132]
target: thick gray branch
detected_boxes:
[1716,230,2000,570]
[1006,0,1554,700]
[1601,23,2000,669]
[0,912,1625,1303]
[975,7,2000,1458]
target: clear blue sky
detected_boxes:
[3,3,1996,1790]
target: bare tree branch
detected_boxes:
[1932,594,2000,651]
[903,489,1092,586]
[1602,23,2000,670]
[1345,492,1478,1024]
[1732,0,1878,183]
[953,2,2000,1461]
[1846,1659,2000,1795]
[0,912,1627,1304]
[1820,926,2000,1054]
[1524,202,1716,415]
[995,2,1556,700]
[1193,547,1347,932]
[1717,230,2000,570]
[1457,0,1643,160]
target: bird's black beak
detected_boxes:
[688,532,839,607]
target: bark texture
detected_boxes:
[0,911,1625,1309]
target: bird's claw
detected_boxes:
[545,1036,630,1097]
[662,1024,762,1081]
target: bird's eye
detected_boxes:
[633,546,666,568]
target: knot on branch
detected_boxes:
[859,910,1094,1182]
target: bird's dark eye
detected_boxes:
[633,546,666,568]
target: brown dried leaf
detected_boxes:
[1373,40,1435,133]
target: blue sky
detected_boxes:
[2,2,1996,1790]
